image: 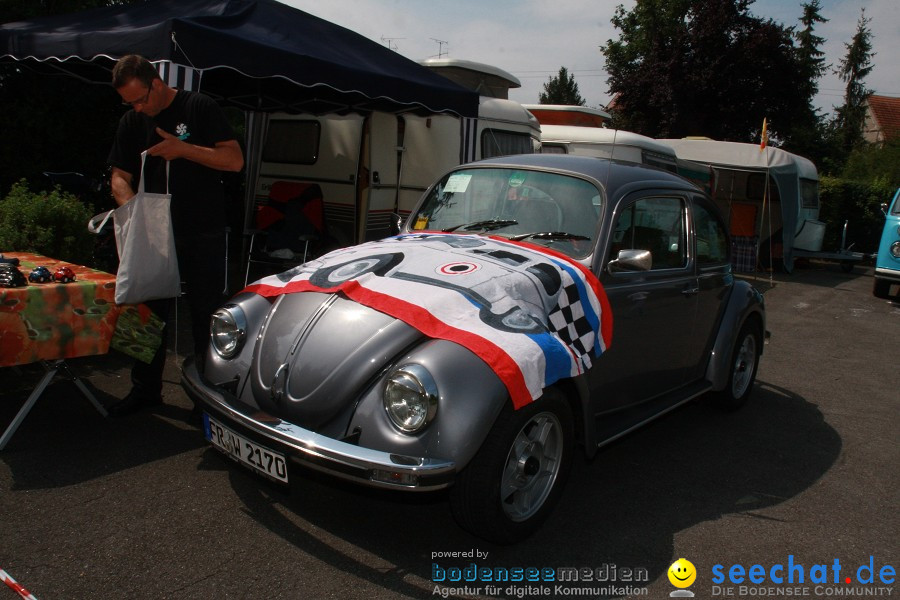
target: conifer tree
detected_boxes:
[540,67,586,106]
[833,8,874,154]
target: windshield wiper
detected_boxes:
[442,219,518,233]
[509,231,591,241]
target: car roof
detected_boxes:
[467,153,699,196]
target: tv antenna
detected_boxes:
[430,38,449,58]
[380,36,405,51]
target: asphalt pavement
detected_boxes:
[1,261,897,600]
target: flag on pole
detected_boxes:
[760,118,768,152]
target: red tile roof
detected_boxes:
[867,95,900,142]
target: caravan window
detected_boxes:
[262,120,320,165]
[481,130,533,159]
[800,178,819,209]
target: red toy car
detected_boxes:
[54,266,77,283]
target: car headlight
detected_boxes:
[891,241,900,259]
[383,364,438,433]
[210,304,247,359]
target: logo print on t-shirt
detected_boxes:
[175,123,190,141]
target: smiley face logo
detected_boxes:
[668,558,697,588]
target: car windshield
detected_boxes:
[410,167,602,258]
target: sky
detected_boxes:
[282,0,899,117]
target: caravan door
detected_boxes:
[395,114,462,221]
[359,112,401,242]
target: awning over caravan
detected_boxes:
[660,139,821,273]
[659,139,818,179]
[0,0,479,117]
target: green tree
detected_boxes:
[784,0,829,161]
[601,0,808,143]
[795,0,829,103]
[832,9,874,157]
[841,141,900,189]
[539,67,585,106]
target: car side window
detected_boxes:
[609,196,686,270]
[692,199,730,266]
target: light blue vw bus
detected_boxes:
[874,188,900,298]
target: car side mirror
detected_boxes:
[881,203,889,216]
[390,212,403,235]
[607,249,652,273]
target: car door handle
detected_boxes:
[681,287,700,296]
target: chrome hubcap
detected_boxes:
[500,412,563,522]
[732,334,757,398]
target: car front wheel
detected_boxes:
[716,319,762,410]
[450,387,573,544]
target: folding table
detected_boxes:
[0,252,124,450]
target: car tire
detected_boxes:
[873,278,892,299]
[450,387,573,544]
[715,319,762,411]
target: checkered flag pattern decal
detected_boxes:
[548,275,596,369]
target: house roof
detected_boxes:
[866,95,900,143]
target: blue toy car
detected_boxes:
[28,265,54,283]
[873,188,900,299]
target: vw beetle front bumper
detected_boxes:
[181,357,457,490]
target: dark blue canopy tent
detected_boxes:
[2,0,480,252]
[0,0,478,116]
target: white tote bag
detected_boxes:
[109,151,181,305]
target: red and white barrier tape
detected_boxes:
[0,569,38,600]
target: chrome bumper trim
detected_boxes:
[875,267,900,282]
[181,358,455,490]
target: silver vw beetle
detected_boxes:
[182,154,765,544]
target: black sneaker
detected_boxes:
[107,390,163,417]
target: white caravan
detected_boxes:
[253,59,540,248]
[535,124,682,173]
[659,138,827,271]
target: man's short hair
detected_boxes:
[111,54,160,89]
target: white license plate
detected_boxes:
[204,413,289,483]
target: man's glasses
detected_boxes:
[121,86,152,107]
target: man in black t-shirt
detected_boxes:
[108,54,244,417]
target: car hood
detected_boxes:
[247,291,424,433]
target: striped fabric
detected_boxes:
[154,61,202,91]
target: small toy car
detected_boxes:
[54,266,77,283]
[0,263,28,287]
[28,265,54,283]
[0,254,20,266]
